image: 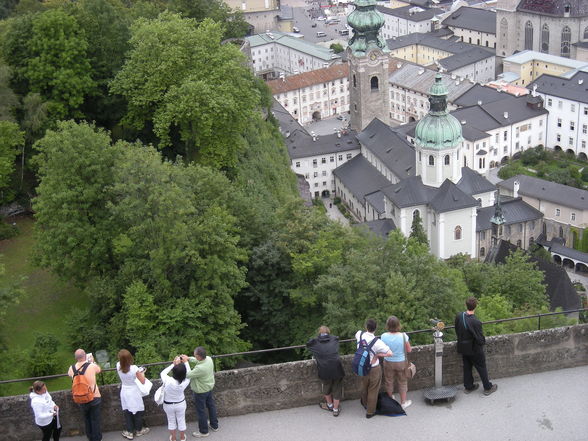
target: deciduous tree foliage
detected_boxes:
[169,0,249,39]
[0,121,24,201]
[111,13,260,169]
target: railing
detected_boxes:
[1,307,585,386]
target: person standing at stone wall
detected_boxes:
[116,349,150,440]
[184,347,219,438]
[30,380,61,441]
[68,349,102,441]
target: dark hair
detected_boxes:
[118,349,133,374]
[386,316,401,332]
[365,318,377,333]
[195,346,207,359]
[466,297,478,311]
[172,363,187,383]
[29,381,45,393]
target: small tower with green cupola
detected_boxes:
[347,0,390,132]
[414,73,464,187]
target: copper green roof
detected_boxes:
[347,0,388,56]
[415,74,463,150]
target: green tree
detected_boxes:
[110,13,260,169]
[24,9,95,118]
[409,211,428,245]
[0,121,24,202]
[169,0,249,39]
[329,43,344,53]
[25,333,61,377]
[0,63,18,122]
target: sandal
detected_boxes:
[319,402,333,411]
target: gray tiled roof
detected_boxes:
[438,47,494,71]
[365,190,386,214]
[388,64,475,102]
[530,72,588,105]
[441,6,496,34]
[550,242,588,262]
[476,197,543,231]
[386,32,495,57]
[517,0,588,17]
[430,179,479,213]
[377,5,444,22]
[382,175,434,208]
[246,31,339,62]
[457,167,496,196]
[499,175,588,211]
[333,155,392,203]
[452,84,510,107]
[356,118,416,180]
[356,219,397,238]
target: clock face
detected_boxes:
[369,51,378,61]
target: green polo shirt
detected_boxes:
[186,356,215,393]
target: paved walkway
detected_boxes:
[64,365,588,441]
[322,197,350,225]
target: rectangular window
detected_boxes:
[547,98,552,106]
[571,104,575,112]
[558,101,562,109]
[346,153,352,160]
[322,181,327,186]
[312,159,317,167]
[556,208,561,216]
[503,131,507,141]
[557,118,562,127]
[571,213,576,221]
[322,170,327,176]
[338,154,343,161]
[584,107,588,115]
[557,134,561,142]
[582,141,586,149]
[330,156,334,162]
[569,137,574,146]
[313,171,318,177]
[571,122,575,131]
[583,125,587,134]
[295,161,300,168]
[321,157,326,164]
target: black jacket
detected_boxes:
[454,311,486,354]
[306,334,345,380]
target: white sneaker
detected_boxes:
[192,432,209,438]
[135,427,150,437]
[121,431,134,440]
[401,400,412,409]
[209,425,219,432]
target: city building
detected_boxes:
[246,31,342,80]
[529,70,588,157]
[496,0,588,59]
[502,50,588,87]
[377,4,444,40]
[441,6,497,49]
[225,0,284,34]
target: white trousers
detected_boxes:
[163,401,187,431]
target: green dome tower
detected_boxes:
[347,0,390,132]
[415,73,464,187]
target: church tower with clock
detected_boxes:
[347,0,390,132]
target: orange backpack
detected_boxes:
[71,362,95,404]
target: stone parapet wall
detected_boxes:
[2,324,587,441]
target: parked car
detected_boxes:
[316,31,327,37]
[311,23,317,28]
[317,16,326,21]
[293,26,300,33]
[339,29,349,36]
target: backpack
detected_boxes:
[71,362,95,404]
[352,331,379,376]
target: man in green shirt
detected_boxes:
[183,347,219,438]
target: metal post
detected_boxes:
[538,314,541,330]
[433,329,444,388]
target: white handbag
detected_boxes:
[154,384,165,405]
[135,377,153,397]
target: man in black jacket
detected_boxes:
[306,326,345,416]
[454,297,498,396]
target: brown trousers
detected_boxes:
[361,364,382,415]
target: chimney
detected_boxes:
[311,131,317,142]
[477,100,482,106]
[285,130,291,138]
[513,180,519,198]
[504,111,509,119]
[532,84,538,97]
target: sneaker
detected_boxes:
[192,432,209,438]
[209,425,219,432]
[121,431,134,440]
[483,384,498,396]
[135,427,150,437]
[333,408,340,417]
[464,383,479,394]
[319,402,333,412]
[401,400,412,409]
[366,413,375,419]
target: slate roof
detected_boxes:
[429,179,479,213]
[457,167,496,196]
[452,84,511,107]
[356,219,397,238]
[517,0,588,17]
[550,242,588,263]
[529,71,588,105]
[332,155,392,203]
[485,240,581,312]
[272,98,308,138]
[377,5,444,22]
[499,175,588,211]
[246,31,340,62]
[356,118,416,180]
[476,197,543,231]
[388,64,475,102]
[365,190,386,214]
[441,6,496,34]
[382,175,435,208]
[386,32,495,57]
[438,46,495,71]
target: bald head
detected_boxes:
[74,349,86,361]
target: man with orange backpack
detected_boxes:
[68,349,102,441]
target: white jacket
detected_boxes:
[30,391,56,426]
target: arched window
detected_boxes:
[353,75,357,88]
[429,155,434,166]
[413,209,420,220]
[454,226,462,240]
[561,26,571,58]
[517,239,522,247]
[444,155,450,165]
[584,26,588,39]
[529,236,534,246]
[480,247,485,257]
[370,76,379,90]
[524,21,533,50]
[541,24,549,53]
[559,226,564,237]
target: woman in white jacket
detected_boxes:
[29,381,61,441]
[117,349,150,440]
[160,357,191,441]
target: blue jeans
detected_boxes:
[79,397,102,441]
[193,390,218,434]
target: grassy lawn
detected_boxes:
[0,216,89,396]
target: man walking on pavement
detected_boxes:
[183,347,219,438]
[455,297,498,396]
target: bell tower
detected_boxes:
[347,0,390,132]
